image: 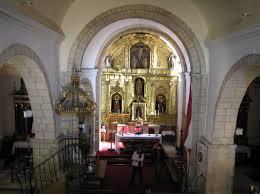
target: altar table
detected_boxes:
[115,133,162,153]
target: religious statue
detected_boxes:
[156,94,166,114]
[136,106,143,119]
[111,93,122,113]
[135,78,144,97]
[104,55,113,67]
[168,52,177,69]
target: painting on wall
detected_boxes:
[130,42,150,69]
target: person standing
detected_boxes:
[130,145,144,184]
[152,143,164,182]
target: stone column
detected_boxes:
[81,68,99,153]
[188,73,203,191]
[176,72,185,147]
[32,114,78,165]
[58,115,79,137]
[204,144,236,194]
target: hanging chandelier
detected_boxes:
[55,70,96,115]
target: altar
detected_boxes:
[115,133,162,153]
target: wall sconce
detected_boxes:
[24,0,33,7]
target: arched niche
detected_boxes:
[155,94,166,114]
[111,93,122,113]
[134,77,145,97]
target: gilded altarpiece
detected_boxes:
[101,33,178,127]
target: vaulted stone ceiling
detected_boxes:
[1,0,74,33]
[3,0,260,40]
[191,0,260,39]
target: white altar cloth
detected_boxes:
[115,133,162,152]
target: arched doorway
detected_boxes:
[67,5,207,188]
[0,44,55,164]
[210,54,260,194]
[233,77,260,194]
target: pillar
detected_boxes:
[176,72,185,147]
[205,144,236,194]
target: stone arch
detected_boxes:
[70,6,208,179]
[96,27,187,72]
[68,4,205,74]
[0,44,55,140]
[212,54,260,144]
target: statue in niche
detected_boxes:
[130,42,150,68]
[156,94,166,114]
[168,52,177,69]
[136,106,143,119]
[111,93,122,113]
[135,77,144,97]
[104,55,113,67]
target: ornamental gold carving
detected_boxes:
[100,32,178,126]
[56,71,96,115]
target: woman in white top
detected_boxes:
[130,145,144,184]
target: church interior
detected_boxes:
[0,0,260,194]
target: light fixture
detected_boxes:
[241,9,252,17]
[24,0,33,7]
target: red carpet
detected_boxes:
[103,163,178,194]
[97,150,121,157]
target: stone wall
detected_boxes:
[32,139,58,165]
[205,144,236,194]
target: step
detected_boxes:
[0,170,20,191]
[42,177,65,194]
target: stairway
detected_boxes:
[0,169,20,194]
[42,177,65,194]
[16,137,103,194]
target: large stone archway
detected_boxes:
[203,54,260,194]
[67,5,208,189]
[0,44,56,164]
[213,54,260,144]
[68,5,206,74]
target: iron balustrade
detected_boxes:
[16,137,95,194]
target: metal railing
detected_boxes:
[16,137,91,194]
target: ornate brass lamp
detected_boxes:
[56,70,96,116]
